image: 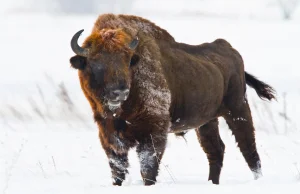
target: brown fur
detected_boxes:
[69,14,275,186]
[83,28,133,55]
[93,14,175,42]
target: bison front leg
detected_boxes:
[97,117,131,186]
[136,132,167,186]
[105,149,129,186]
[109,151,129,186]
[99,132,129,186]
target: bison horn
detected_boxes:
[128,37,139,50]
[71,29,89,57]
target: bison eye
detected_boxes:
[130,54,140,67]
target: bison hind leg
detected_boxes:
[222,100,263,180]
[195,118,225,184]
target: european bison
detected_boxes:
[69,14,275,186]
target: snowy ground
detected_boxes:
[1,1,300,193]
[1,124,300,194]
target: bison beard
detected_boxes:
[69,14,275,186]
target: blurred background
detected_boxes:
[0,0,300,193]
[2,0,300,20]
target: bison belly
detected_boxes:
[167,62,224,133]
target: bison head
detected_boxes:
[70,29,140,114]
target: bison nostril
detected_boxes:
[112,90,120,96]
[111,89,129,101]
[123,89,130,97]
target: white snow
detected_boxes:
[1,0,300,193]
[233,117,247,122]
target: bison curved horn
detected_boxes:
[71,29,89,57]
[128,37,139,50]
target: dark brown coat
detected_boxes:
[69,14,275,186]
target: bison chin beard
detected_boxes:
[105,94,129,115]
[107,100,122,112]
[105,100,126,117]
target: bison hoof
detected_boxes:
[209,178,219,185]
[112,178,123,186]
[252,160,263,180]
[252,168,263,180]
[208,163,222,184]
[143,179,156,186]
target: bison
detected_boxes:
[69,14,275,186]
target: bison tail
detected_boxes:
[245,72,276,101]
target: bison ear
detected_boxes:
[70,55,87,70]
[130,54,140,67]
